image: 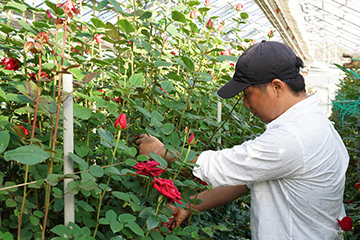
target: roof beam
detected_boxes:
[254,0,313,67]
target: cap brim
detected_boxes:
[217,79,250,99]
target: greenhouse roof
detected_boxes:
[4,0,360,67]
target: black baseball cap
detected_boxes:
[217,40,304,99]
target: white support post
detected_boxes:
[63,73,74,227]
[217,102,222,149]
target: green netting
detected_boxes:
[331,64,360,128]
[331,93,360,128]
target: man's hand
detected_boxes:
[164,205,191,230]
[136,134,166,158]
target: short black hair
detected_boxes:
[282,75,306,96]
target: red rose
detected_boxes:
[337,216,353,231]
[114,113,127,129]
[133,160,165,177]
[18,124,28,135]
[190,10,196,19]
[236,3,243,11]
[220,49,231,56]
[206,19,213,29]
[1,58,19,71]
[204,0,210,6]
[29,71,49,81]
[199,180,208,186]
[94,34,105,43]
[355,181,360,190]
[152,177,182,204]
[187,133,195,145]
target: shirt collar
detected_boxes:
[267,94,320,129]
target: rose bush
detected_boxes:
[0,0,263,239]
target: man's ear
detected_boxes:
[271,79,285,97]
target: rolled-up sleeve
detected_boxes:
[193,128,305,188]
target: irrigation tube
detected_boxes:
[63,73,74,226]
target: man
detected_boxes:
[136,41,349,239]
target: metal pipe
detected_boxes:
[63,73,74,227]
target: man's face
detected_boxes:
[242,85,277,123]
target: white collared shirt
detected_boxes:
[193,94,349,240]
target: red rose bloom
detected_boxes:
[187,133,195,145]
[18,124,29,135]
[220,49,231,56]
[337,216,353,231]
[94,34,105,43]
[1,58,19,71]
[152,177,182,204]
[114,113,127,129]
[355,180,360,190]
[133,160,165,177]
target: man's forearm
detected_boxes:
[188,185,250,211]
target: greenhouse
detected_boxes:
[0,0,359,239]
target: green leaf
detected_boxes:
[171,11,186,23]
[154,60,173,67]
[17,20,37,35]
[129,73,144,87]
[160,81,174,93]
[106,22,120,39]
[142,41,152,52]
[151,110,164,122]
[5,198,17,207]
[108,0,123,13]
[73,104,92,119]
[78,179,97,191]
[133,105,151,118]
[98,128,114,143]
[0,23,15,34]
[167,24,179,37]
[110,220,124,233]
[4,144,49,165]
[149,152,167,168]
[181,56,195,71]
[77,200,95,212]
[106,210,117,221]
[165,236,182,240]
[198,7,210,14]
[4,1,27,12]
[187,1,201,6]
[213,225,228,231]
[126,158,137,166]
[3,232,14,240]
[83,71,101,84]
[0,131,10,153]
[30,216,39,225]
[146,215,160,230]
[69,152,89,170]
[105,166,121,175]
[112,191,131,202]
[90,18,105,28]
[125,221,144,237]
[189,22,199,33]
[89,165,104,177]
[150,230,164,240]
[119,213,136,223]
[217,55,238,62]
[240,12,249,19]
[51,225,72,238]
[161,123,175,135]
[137,154,150,161]
[118,19,135,34]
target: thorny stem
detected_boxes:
[42,20,68,240]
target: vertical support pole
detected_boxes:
[217,102,222,149]
[63,73,74,227]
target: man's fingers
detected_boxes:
[173,209,190,225]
